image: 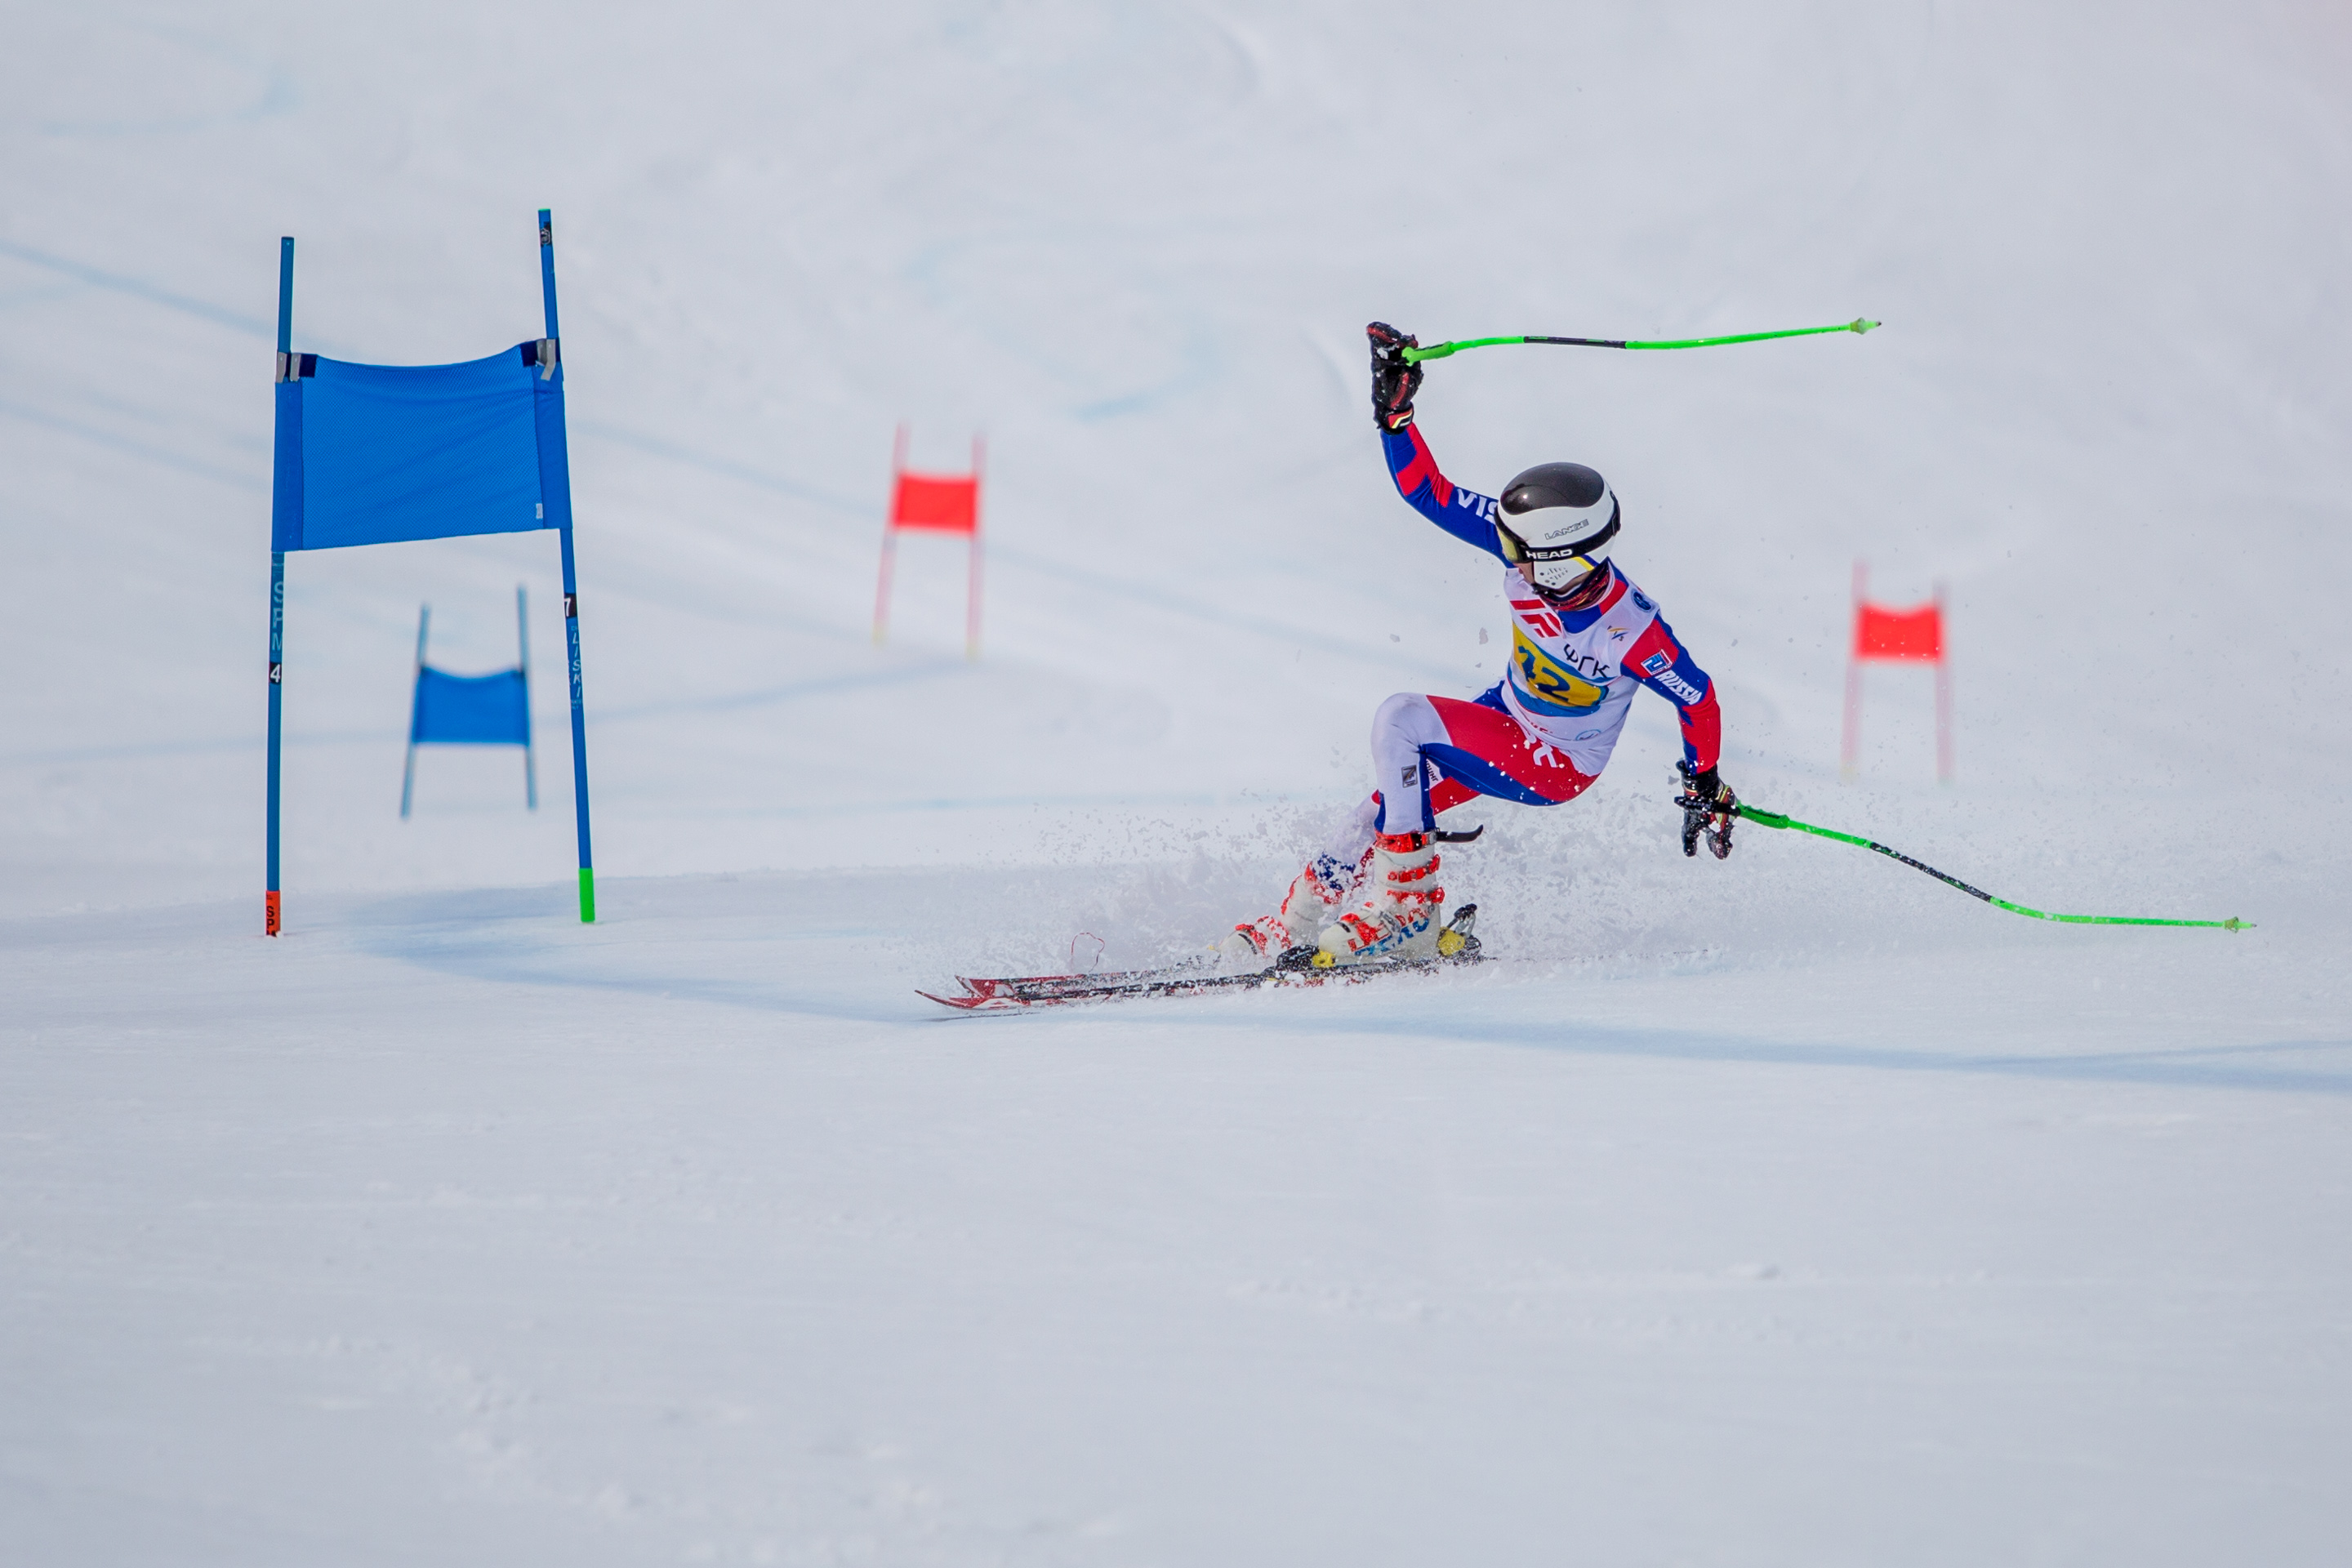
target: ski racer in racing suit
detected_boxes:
[1222,322,1739,969]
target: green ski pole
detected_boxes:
[1717,802,2249,930]
[1404,318,1880,363]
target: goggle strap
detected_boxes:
[1499,510,1619,564]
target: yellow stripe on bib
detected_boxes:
[1512,626,1609,715]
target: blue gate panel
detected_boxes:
[274,345,561,552]
[411,666,530,745]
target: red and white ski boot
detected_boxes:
[1220,852,1361,966]
[1316,831,1444,965]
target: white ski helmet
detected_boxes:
[1495,462,1619,591]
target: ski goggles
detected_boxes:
[1495,506,1618,572]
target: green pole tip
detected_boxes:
[2223,917,2250,931]
[1850,318,1880,334]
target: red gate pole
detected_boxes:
[1933,579,1954,784]
[1840,559,1865,781]
[965,434,985,661]
[872,423,906,644]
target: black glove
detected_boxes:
[1677,761,1737,860]
[1367,321,1423,431]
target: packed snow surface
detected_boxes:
[5,2,2350,1563]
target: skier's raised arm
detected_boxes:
[1367,321,1506,557]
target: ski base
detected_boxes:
[921,906,1486,1011]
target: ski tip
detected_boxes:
[917,987,993,1010]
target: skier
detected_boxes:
[1222,321,1740,969]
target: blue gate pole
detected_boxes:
[265,236,293,936]
[517,584,537,811]
[541,209,595,921]
[400,604,428,819]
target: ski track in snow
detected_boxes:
[5,2,2352,1563]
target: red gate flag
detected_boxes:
[873,425,985,658]
[1854,602,1944,661]
[890,471,978,533]
[1842,561,1953,782]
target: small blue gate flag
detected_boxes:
[273,341,571,552]
[411,667,531,746]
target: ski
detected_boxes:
[952,960,1215,1003]
[921,906,1487,1011]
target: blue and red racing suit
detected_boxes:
[1343,421,1724,840]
